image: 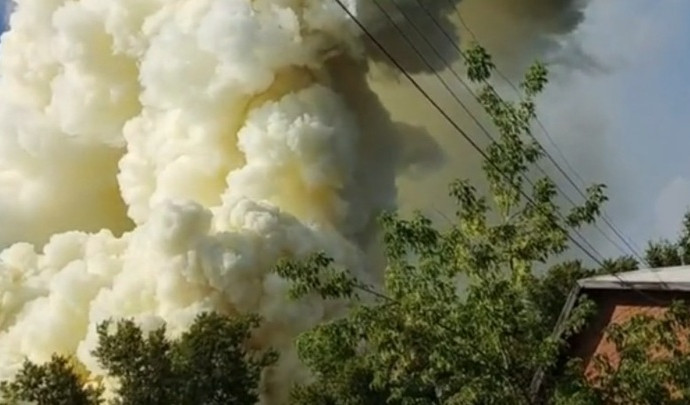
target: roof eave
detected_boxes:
[577,279,690,292]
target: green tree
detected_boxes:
[277,43,608,404]
[552,301,690,405]
[644,211,690,267]
[0,313,276,405]
[0,355,102,405]
[278,44,690,404]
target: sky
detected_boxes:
[535,0,690,255]
[0,0,688,259]
[0,1,7,32]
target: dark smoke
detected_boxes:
[363,0,592,76]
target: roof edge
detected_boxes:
[577,279,690,292]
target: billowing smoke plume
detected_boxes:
[370,0,592,218]
[0,0,589,402]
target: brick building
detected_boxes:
[530,264,690,397]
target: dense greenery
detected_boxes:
[552,300,690,405]
[276,44,690,404]
[2,44,690,405]
[645,212,690,268]
[276,42,605,404]
[0,313,276,405]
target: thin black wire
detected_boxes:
[440,0,649,264]
[371,0,605,262]
[330,0,664,304]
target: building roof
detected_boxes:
[578,265,690,292]
[553,265,690,347]
[555,265,690,342]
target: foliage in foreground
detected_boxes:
[553,300,690,405]
[0,313,276,405]
[277,43,690,405]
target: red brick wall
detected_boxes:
[569,289,689,379]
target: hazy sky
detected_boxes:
[0,1,7,31]
[535,0,690,255]
[0,0,688,258]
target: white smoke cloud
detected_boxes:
[0,0,385,401]
[0,0,594,402]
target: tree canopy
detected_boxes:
[0,313,276,405]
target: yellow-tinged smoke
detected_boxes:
[0,0,588,402]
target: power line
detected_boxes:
[409,0,645,263]
[372,0,606,262]
[336,0,605,265]
[438,0,649,264]
[330,0,664,303]
[384,0,661,288]
[430,0,665,287]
